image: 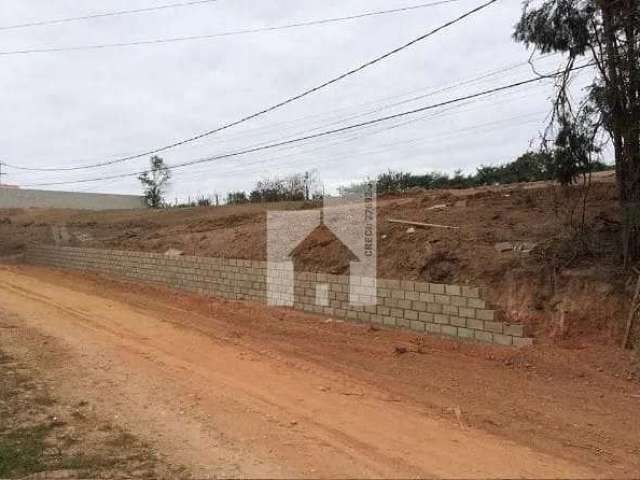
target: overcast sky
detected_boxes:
[0,0,597,200]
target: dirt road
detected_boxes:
[1,265,638,478]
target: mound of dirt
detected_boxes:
[0,172,631,345]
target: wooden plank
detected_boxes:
[387,218,461,230]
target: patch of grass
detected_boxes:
[0,345,180,478]
[33,395,57,407]
[0,352,11,365]
[0,424,52,478]
[0,424,120,478]
[60,453,119,472]
[106,431,137,448]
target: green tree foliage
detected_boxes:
[338,154,611,197]
[476,151,554,185]
[138,156,171,208]
[513,0,640,261]
[226,191,248,204]
[248,170,322,203]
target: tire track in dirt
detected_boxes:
[0,266,602,478]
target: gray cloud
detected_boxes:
[0,0,594,199]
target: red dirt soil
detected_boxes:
[0,171,631,346]
[0,265,639,477]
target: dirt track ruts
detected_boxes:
[1,265,638,478]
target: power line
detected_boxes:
[279,54,558,140]
[0,0,220,32]
[59,95,552,193]
[21,67,591,188]
[22,72,557,192]
[199,53,556,147]
[160,56,553,161]
[0,0,466,56]
[8,53,558,171]
[171,110,547,184]
[173,84,551,183]
[2,0,498,174]
[162,84,549,190]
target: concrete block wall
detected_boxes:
[25,245,533,347]
[0,187,145,210]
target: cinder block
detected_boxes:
[450,296,467,307]
[477,309,496,321]
[405,291,420,302]
[434,295,451,305]
[404,310,418,321]
[474,330,493,343]
[377,288,391,298]
[450,316,466,328]
[397,299,412,309]
[443,305,459,316]
[484,321,503,334]
[400,280,415,291]
[467,318,484,330]
[445,284,461,296]
[434,314,449,325]
[334,308,347,317]
[459,307,475,318]
[380,279,401,289]
[467,298,486,309]
[383,316,396,326]
[457,327,474,339]
[391,290,405,300]
[425,323,441,334]
[493,334,513,346]
[384,297,398,308]
[504,323,525,337]
[397,318,411,329]
[513,337,534,348]
[412,301,427,312]
[461,286,481,298]
[364,305,378,314]
[429,283,445,294]
[323,307,335,316]
[427,303,443,314]
[441,325,458,337]
[411,320,425,332]
[419,312,434,323]
[419,292,435,303]
[414,282,429,292]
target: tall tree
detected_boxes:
[514,0,640,262]
[138,156,171,208]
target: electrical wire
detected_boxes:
[0,0,220,31]
[168,83,553,185]
[20,67,589,188]
[6,52,558,171]
[172,110,547,184]
[23,80,550,189]
[0,0,466,56]
[1,0,499,173]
